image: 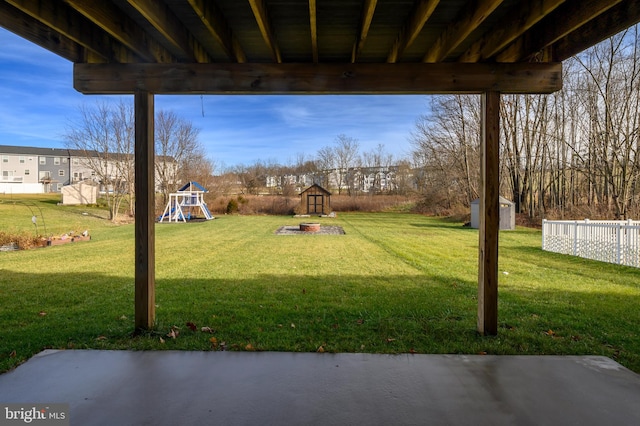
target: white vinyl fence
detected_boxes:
[542,219,640,268]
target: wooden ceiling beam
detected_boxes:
[65,0,174,63]
[0,2,85,62]
[5,0,134,62]
[248,0,282,63]
[459,0,566,63]
[187,0,246,63]
[309,0,318,63]
[496,0,623,62]
[387,0,440,63]
[423,0,504,63]
[74,62,562,95]
[553,0,640,62]
[124,0,208,63]
[351,0,377,63]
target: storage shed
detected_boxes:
[300,184,331,215]
[471,197,515,230]
[61,182,98,205]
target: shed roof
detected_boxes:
[300,184,331,195]
[471,196,514,206]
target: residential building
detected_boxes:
[0,145,177,195]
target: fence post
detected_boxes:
[617,222,622,265]
[573,220,579,256]
[542,219,547,250]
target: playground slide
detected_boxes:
[158,206,191,222]
[158,207,176,221]
[202,204,213,220]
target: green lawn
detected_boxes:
[1,195,639,373]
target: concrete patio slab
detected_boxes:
[1,350,639,425]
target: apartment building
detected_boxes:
[0,145,71,193]
[0,145,176,194]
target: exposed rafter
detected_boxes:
[351,0,377,63]
[0,2,85,62]
[387,0,439,63]
[459,0,566,63]
[248,0,282,63]
[74,62,562,95]
[309,0,318,63]
[66,0,174,63]
[0,0,631,67]
[5,0,134,62]
[187,0,246,63]
[423,0,504,63]
[496,0,623,62]
[553,0,640,62]
[125,0,209,63]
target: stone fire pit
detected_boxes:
[275,225,345,235]
[299,223,321,232]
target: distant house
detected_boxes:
[300,184,331,215]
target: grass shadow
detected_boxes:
[2,268,639,374]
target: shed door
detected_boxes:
[308,195,324,214]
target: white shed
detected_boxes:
[470,197,515,230]
[62,182,98,205]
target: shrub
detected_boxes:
[0,231,44,250]
[226,199,239,214]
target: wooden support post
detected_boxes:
[134,90,155,332]
[478,90,500,336]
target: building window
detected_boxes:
[19,156,25,163]
[58,170,65,177]
[54,157,61,165]
[25,169,30,175]
[62,158,68,163]
[39,157,46,165]
[72,158,79,166]
[2,156,7,163]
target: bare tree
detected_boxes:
[64,101,134,222]
[410,95,480,211]
[334,134,360,195]
[315,145,336,189]
[361,143,394,193]
[574,28,640,219]
[155,110,202,206]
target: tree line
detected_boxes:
[410,26,640,220]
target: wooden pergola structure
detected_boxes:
[2,0,639,335]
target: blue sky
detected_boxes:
[0,27,428,169]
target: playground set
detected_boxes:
[158,181,214,223]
